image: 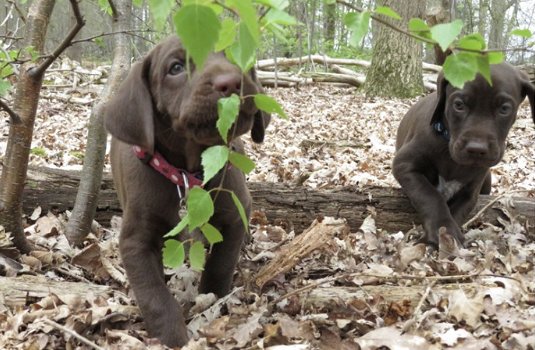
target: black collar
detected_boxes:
[432,121,450,141]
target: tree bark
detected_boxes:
[0,0,56,253]
[364,0,426,98]
[21,167,535,236]
[0,0,83,253]
[65,0,132,246]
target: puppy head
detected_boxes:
[104,35,270,152]
[431,63,534,167]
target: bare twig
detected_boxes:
[70,30,154,46]
[0,99,21,124]
[40,318,105,350]
[402,280,437,332]
[462,189,532,229]
[32,0,85,77]
[271,270,484,305]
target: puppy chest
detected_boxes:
[437,176,464,201]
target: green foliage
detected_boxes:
[254,94,288,119]
[229,151,255,174]
[186,187,214,230]
[189,241,206,271]
[174,5,221,70]
[30,147,47,157]
[201,223,224,245]
[162,240,185,268]
[344,11,371,47]
[201,145,230,185]
[217,94,240,143]
[341,5,535,89]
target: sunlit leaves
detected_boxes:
[229,151,255,174]
[174,5,221,69]
[430,19,463,52]
[375,6,401,20]
[217,94,240,143]
[189,241,206,271]
[443,53,478,88]
[201,146,230,185]
[163,240,185,268]
[344,11,371,47]
[254,93,288,119]
[186,187,214,230]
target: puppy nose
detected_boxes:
[213,73,242,97]
[465,140,489,156]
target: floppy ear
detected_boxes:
[430,71,449,125]
[518,71,535,125]
[249,67,271,143]
[104,56,155,154]
[251,110,271,143]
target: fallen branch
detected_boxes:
[40,318,106,350]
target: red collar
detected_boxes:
[132,146,204,188]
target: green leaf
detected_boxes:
[476,55,492,85]
[217,94,240,143]
[0,64,13,79]
[174,5,221,69]
[323,0,336,4]
[229,151,256,174]
[148,0,174,30]
[457,33,486,51]
[186,187,215,230]
[162,240,185,268]
[216,18,238,52]
[231,192,249,233]
[189,241,206,271]
[254,93,288,119]
[226,21,257,72]
[344,11,371,47]
[408,18,430,33]
[430,19,463,52]
[510,28,532,38]
[443,52,478,88]
[164,215,189,238]
[375,6,401,20]
[226,0,260,45]
[487,51,504,64]
[201,146,230,185]
[201,223,224,245]
[263,8,298,26]
[0,80,11,96]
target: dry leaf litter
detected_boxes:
[0,59,534,349]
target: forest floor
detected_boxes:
[1,62,534,349]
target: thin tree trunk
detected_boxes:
[0,0,83,253]
[0,0,56,253]
[65,0,132,245]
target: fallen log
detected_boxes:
[22,166,535,234]
[0,274,113,308]
[256,55,442,73]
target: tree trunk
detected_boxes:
[488,0,513,49]
[0,0,56,253]
[21,167,535,236]
[426,0,452,65]
[323,1,336,51]
[65,0,132,246]
[478,0,489,38]
[364,0,426,98]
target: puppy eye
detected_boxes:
[169,62,184,75]
[498,102,512,116]
[453,98,465,112]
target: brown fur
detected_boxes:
[104,36,270,346]
[393,63,534,247]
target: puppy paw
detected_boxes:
[438,226,462,259]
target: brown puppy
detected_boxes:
[393,63,534,247]
[104,36,270,346]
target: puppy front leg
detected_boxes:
[393,154,463,246]
[120,218,188,347]
[199,217,245,297]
